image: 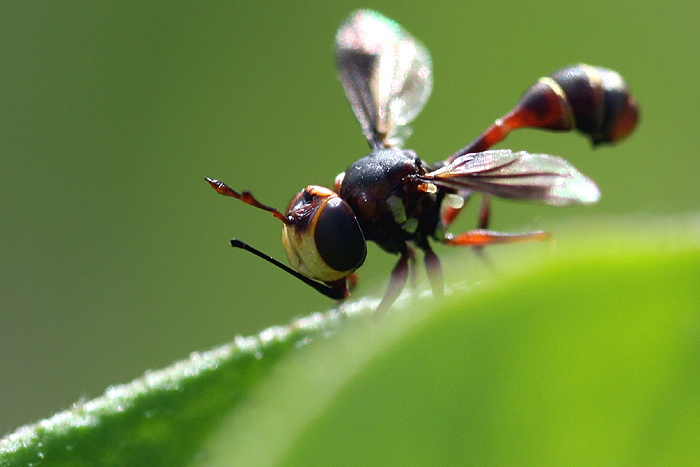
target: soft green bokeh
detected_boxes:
[1,0,698,435]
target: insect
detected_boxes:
[206,9,638,315]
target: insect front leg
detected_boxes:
[345,273,358,293]
[374,248,411,319]
[421,244,444,299]
[407,244,418,290]
[325,278,351,301]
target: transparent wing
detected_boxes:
[334,9,433,149]
[421,150,600,206]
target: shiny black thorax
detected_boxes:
[338,148,442,254]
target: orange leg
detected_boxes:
[441,204,463,228]
[441,193,491,231]
[444,229,551,247]
[346,273,358,292]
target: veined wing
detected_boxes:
[421,150,600,206]
[335,9,433,149]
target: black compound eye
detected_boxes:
[314,197,366,273]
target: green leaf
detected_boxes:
[2,215,699,466]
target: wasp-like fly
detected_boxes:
[206,9,639,315]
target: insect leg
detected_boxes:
[407,244,418,290]
[477,196,491,229]
[443,230,551,247]
[472,196,493,258]
[422,245,444,299]
[346,273,358,292]
[440,194,490,232]
[374,249,411,319]
[441,204,462,228]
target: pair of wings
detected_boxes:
[335,9,599,207]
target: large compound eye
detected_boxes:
[314,196,366,273]
[282,186,366,282]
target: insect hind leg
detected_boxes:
[443,229,551,247]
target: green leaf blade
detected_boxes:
[2,216,699,466]
[277,240,700,466]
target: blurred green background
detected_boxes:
[1,0,698,436]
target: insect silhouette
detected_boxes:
[206,9,639,316]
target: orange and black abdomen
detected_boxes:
[514,64,639,145]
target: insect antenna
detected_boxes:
[230,239,346,300]
[205,177,290,223]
